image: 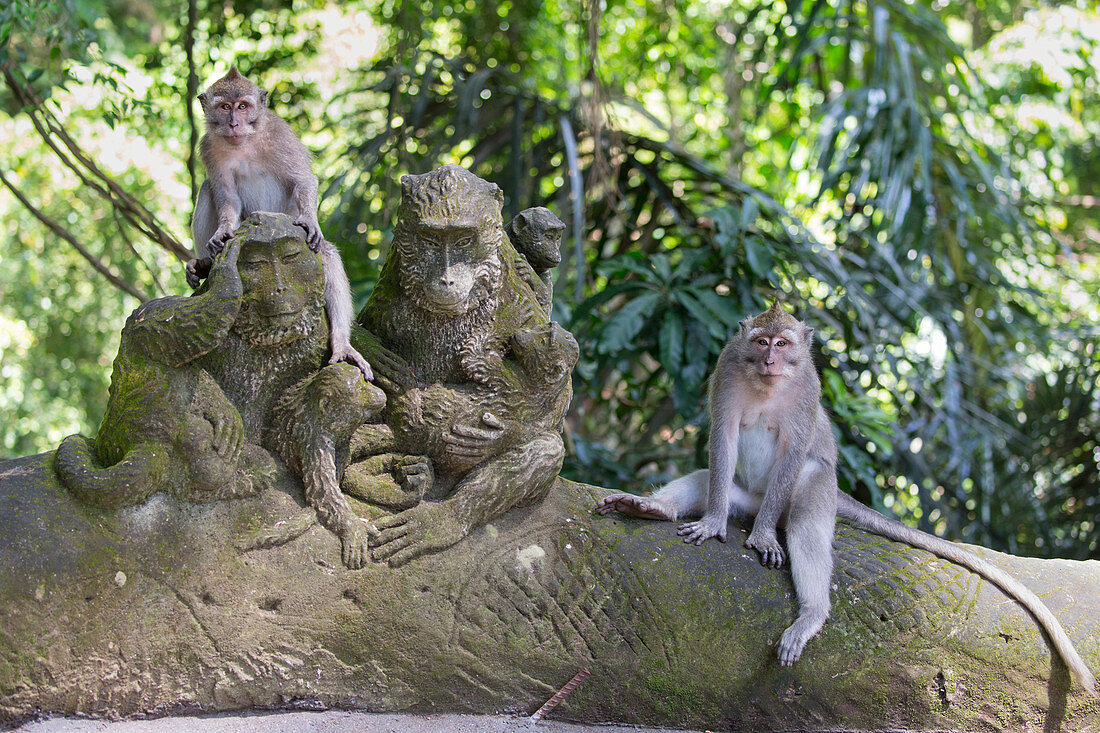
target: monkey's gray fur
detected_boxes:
[597,302,1096,694]
[187,67,371,380]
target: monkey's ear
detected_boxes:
[738,319,748,336]
[803,326,814,340]
[258,87,269,107]
[197,92,208,111]
[513,212,529,232]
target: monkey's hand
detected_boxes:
[461,349,503,384]
[340,518,378,570]
[209,411,244,462]
[745,528,785,568]
[676,514,728,545]
[370,501,466,567]
[394,455,433,501]
[442,412,506,461]
[293,216,323,251]
[330,341,374,381]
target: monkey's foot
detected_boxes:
[394,455,433,502]
[776,610,827,666]
[745,529,785,568]
[595,494,676,521]
[185,258,211,289]
[330,341,374,381]
[293,217,323,249]
[676,515,728,545]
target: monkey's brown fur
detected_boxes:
[187,67,371,380]
[598,303,1096,693]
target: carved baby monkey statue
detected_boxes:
[186,67,371,380]
[507,206,565,316]
[597,302,1096,694]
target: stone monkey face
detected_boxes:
[508,207,565,270]
[232,234,325,346]
[404,224,497,316]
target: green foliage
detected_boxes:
[0,0,1097,562]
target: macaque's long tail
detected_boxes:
[836,492,1097,695]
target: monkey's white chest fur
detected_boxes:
[232,159,291,216]
[736,413,779,494]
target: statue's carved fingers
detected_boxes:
[210,413,243,461]
[370,502,466,567]
[340,520,374,570]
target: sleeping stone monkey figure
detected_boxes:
[597,302,1096,694]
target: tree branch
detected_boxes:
[1,65,192,263]
[0,168,150,302]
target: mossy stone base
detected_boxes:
[1,452,1097,730]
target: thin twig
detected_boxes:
[2,66,191,262]
[530,667,590,723]
[0,168,149,301]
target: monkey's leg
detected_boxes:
[55,436,166,510]
[596,469,708,520]
[343,453,430,510]
[597,469,761,523]
[776,461,837,666]
[190,181,215,260]
[372,432,563,567]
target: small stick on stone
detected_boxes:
[529,667,590,723]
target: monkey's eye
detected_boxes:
[238,102,248,110]
[776,340,787,348]
[221,103,231,110]
[757,338,768,346]
[282,251,300,262]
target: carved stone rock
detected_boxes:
[1,456,1098,731]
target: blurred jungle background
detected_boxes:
[1,0,1097,559]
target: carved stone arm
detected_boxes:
[129,239,244,367]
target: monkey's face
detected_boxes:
[740,324,808,385]
[399,225,500,316]
[232,236,325,345]
[509,208,565,270]
[201,87,264,144]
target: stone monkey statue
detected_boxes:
[193,214,387,570]
[347,165,578,567]
[506,206,565,316]
[58,213,387,571]
[55,234,275,509]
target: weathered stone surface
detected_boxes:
[1,451,1098,731]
